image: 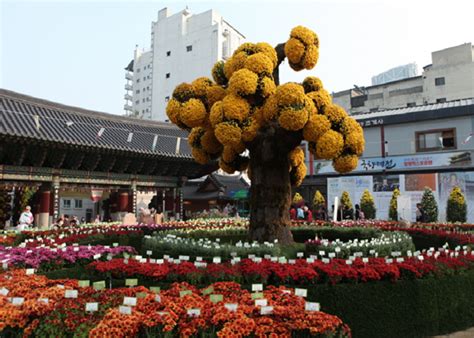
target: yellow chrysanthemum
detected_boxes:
[235,42,257,55]
[191,147,210,165]
[259,76,277,98]
[341,117,363,135]
[333,154,359,174]
[222,94,251,122]
[345,132,365,156]
[303,114,331,142]
[188,127,205,148]
[289,147,305,167]
[214,122,242,146]
[222,146,237,163]
[166,99,181,124]
[209,101,224,127]
[232,141,246,154]
[228,68,259,96]
[262,94,279,121]
[304,96,317,115]
[315,130,344,160]
[276,83,306,107]
[219,158,236,174]
[253,106,266,126]
[307,89,332,111]
[201,129,222,154]
[291,162,307,187]
[224,52,247,79]
[255,42,278,67]
[302,45,319,70]
[244,53,273,75]
[302,77,323,93]
[212,61,227,86]
[290,25,318,46]
[180,98,207,128]
[172,83,195,102]
[284,38,305,64]
[206,85,226,109]
[278,107,309,131]
[242,117,260,142]
[323,104,347,125]
[192,77,213,97]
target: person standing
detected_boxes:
[18,206,33,231]
[416,203,425,222]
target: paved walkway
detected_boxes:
[432,327,474,338]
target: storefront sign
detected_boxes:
[90,189,103,202]
[314,151,472,174]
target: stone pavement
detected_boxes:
[432,327,474,338]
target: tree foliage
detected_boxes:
[446,186,467,223]
[360,189,376,219]
[420,187,438,222]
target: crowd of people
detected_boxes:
[290,203,366,222]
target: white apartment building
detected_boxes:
[333,43,474,114]
[124,7,245,121]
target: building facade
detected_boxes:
[301,99,474,222]
[124,7,245,121]
[333,43,474,115]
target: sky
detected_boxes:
[1,0,473,115]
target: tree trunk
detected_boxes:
[248,124,300,245]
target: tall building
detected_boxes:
[371,63,418,86]
[124,7,245,121]
[333,43,474,114]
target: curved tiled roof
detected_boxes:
[0,88,192,158]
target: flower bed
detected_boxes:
[0,269,350,338]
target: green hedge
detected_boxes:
[42,267,474,338]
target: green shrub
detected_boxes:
[420,187,438,222]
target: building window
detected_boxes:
[186,45,192,52]
[136,79,140,83]
[135,100,139,104]
[435,77,445,86]
[63,199,71,209]
[137,68,141,73]
[407,102,416,107]
[416,128,456,152]
[135,89,140,94]
[142,98,145,103]
[143,77,146,81]
[74,199,83,209]
[436,98,447,103]
[165,96,170,102]
[166,73,170,78]
[166,51,171,56]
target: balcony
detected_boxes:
[123,104,133,111]
[124,84,132,91]
[124,94,132,101]
[125,72,133,80]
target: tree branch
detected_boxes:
[272,43,286,86]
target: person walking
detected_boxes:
[18,206,33,231]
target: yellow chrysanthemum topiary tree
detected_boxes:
[292,192,304,206]
[446,186,467,223]
[166,26,364,243]
[313,190,325,210]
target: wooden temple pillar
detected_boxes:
[38,185,51,228]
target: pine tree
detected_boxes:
[389,188,400,221]
[420,187,438,222]
[446,186,467,223]
[360,189,376,219]
[313,190,325,209]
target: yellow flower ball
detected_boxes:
[302,77,324,93]
[188,127,205,148]
[209,101,224,127]
[307,89,332,111]
[284,38,305,64]
[315,130,344,159]
[206,85,226,109]
[214,122,242,146]
[255,42,278,67]
[192,147,210,165]
[235,42,257,55]
[180,98,207,128]
[345,132,365,156]
[289,147,305,167]
[323,104,347,125]
[172,83,195,102]
[192,77,213,97]
[262,95,279,121]
[341,117,363,135]
[222,94,251,122]
[276,83,306,107]
[242,117,260,142]
[259,76,277,98]
[232,141,246,154]
[228,68,259,96]
[224,52,247,79]
[244,53,274,75]
[290,25,318,47]
[212,61,227,86]
[253,106,266,126]
[291,162,307,187]
[222,146,237,163]
[201,129,222,154]
[166,99,181,124]
[302,44,319,70]
[333,154,359,174]
[278,107,309,131]
[219,158,236,174]
[303,114,331,142]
